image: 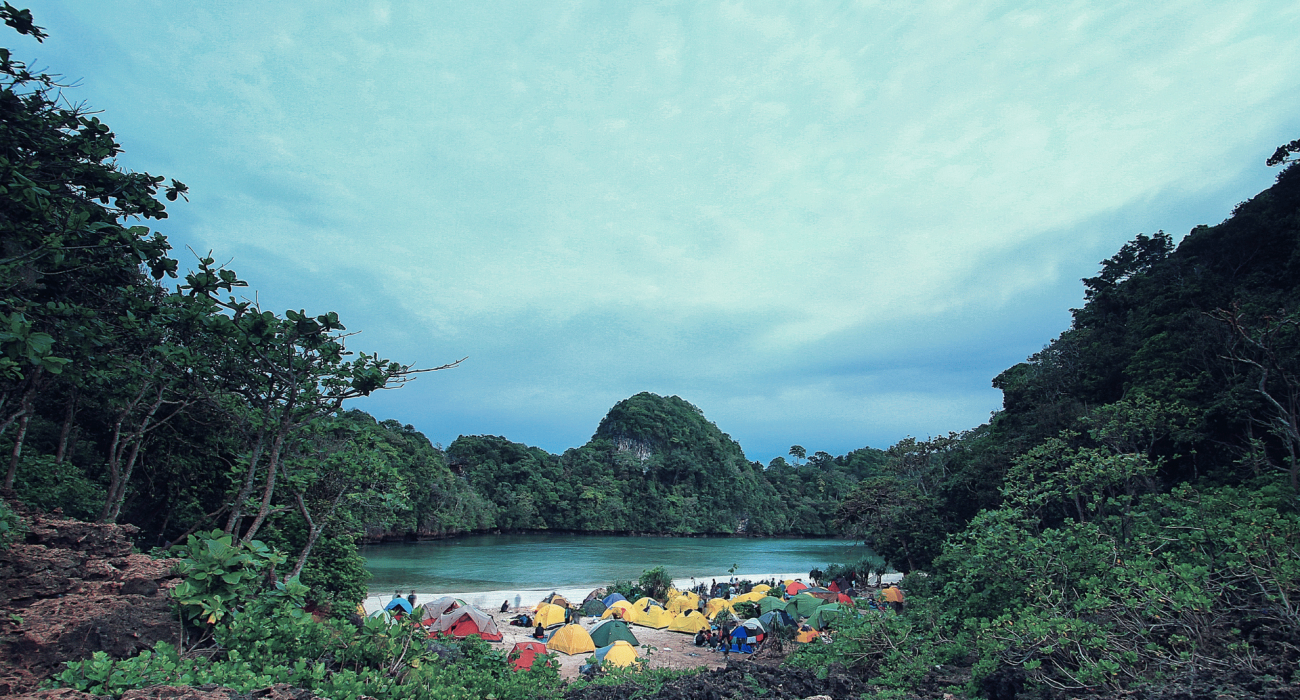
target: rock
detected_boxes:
[120,578,159,597]
[6,688,109,700]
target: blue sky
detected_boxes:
[18,2,1300,463]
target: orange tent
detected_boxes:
[785,581,809,595]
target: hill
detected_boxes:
[446,392,887,536]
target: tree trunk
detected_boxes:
[5,412,30,490]
[55,389,77,464]
[241,421,292,544]
[224,426,267,535]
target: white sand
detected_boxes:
[362,571,902,615]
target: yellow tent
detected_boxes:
[752,584,771,593]
[635,605,673,629]
[632,596,663,612]
[534,602,567,628]
[705,597,734,619]
[594,640,639,668]
[666,596,699,615]
[673,590,700,605]
[667,611,711,634]
[601,600,639,623]
[666,587,681,599]
[795,625,820,643]
[546,624,596,655]
[731,591,767,604]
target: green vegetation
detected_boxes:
[448,392,888,535]
[815,153,1300,695]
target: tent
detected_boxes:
[429,606,503,641]
[758,609,796,630]
[786,593,825,619]
[634,605,673,629]
[836,593,854,605]
[534,602,567,628]
[542,593,570,608]
[752,584,772,593]
[384,597,413,614]
[730,591,768,605]
[632,596,664,611]
[724,620,765,653]
[582,599,608,617]
[757,596,790,615]
[508,641,550,672]
[883,586,905,604]
[785,581,809,595]
[418,596,463,625]
[591,640,639,669]
[601,600,638,623]
[666,591,700,614]
[805,587,839,602]
[705,597,734,619]
[667,611,711,635]
[588,619,640,647]
[795,625,820,643]
[602,592,629,607]
[546,624,596,655]
[827,581,840,592]
[583,588,606,604]
[808,603,849,631]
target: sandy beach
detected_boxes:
[363,572,903,678]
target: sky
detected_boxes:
[15,1,1300,463]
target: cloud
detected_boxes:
[21,0,1300,460]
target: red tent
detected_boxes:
[827,581,840,592]
[836,593,853,605]
[785,581,808,595]
[428,606,504,642]
[508,641,550,671]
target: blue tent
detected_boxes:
[384,598,413,614]
[723,621,765,654]
[602,592,629,607]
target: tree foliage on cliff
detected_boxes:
[448,392,886,536]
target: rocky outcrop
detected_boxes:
[0,511,184,695]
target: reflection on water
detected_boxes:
[363,533,873,593]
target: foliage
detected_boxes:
[448,392,887,536]
[0,498,20,547]
[637,566,673,601]
[170,529,286,628]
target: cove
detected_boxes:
[362,533,874,594]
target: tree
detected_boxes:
[1,8,185,489]
[789,445,806,465]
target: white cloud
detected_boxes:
[25,0,1300,455]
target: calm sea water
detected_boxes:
[362,534,874,593]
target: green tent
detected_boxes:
[757,596,789,615]
[808,603,850,630]
[786,593,825,619]
[588,618,639,647]
[582,599,608,617]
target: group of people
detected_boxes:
[691,622,738,656]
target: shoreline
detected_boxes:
[362,571,903,615]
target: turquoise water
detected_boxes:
[362,534,872,593]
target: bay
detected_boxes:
[362,533,874,594]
